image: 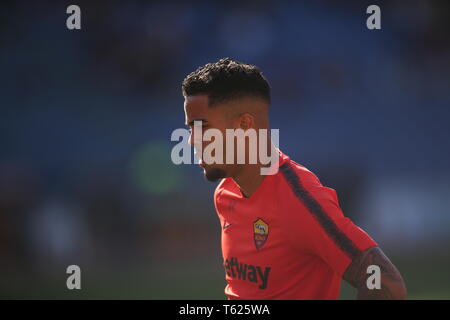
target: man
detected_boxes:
[181,58,407,299]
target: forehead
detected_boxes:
[184,95,209,112]
[184,95,213,123]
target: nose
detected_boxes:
[189,128,203,159]
[189,125,204,146]
[188,130,194,146]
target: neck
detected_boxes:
[232,164,266,198]
[231,140,279,198]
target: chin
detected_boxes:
[204,167,227,182]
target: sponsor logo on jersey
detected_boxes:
[224,257,271,290]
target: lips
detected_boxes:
[200,160,211,169]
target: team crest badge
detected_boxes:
[253,218,269,250]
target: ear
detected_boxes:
[238,113,254,130]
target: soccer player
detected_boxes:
[181,58,407,300]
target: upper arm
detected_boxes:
[280,176,377,276]
[343,246,407,299]
[279,165,406,299]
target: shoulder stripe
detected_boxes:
[279,162,360,260]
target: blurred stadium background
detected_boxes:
[0,0,449,299]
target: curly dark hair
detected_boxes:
[182,58,271,106]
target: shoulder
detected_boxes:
[276,158,340,210]
[279,159,321,188]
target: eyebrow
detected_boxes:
[186,119,208,127]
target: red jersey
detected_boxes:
[214,150,377,300]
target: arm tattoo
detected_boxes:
[343,246,407,299]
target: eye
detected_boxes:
[188,125,208,131]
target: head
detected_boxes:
[182,57,271,182]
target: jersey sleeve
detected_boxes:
[280,168,377,276]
